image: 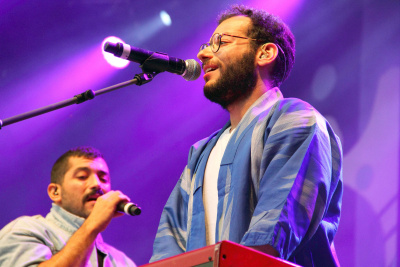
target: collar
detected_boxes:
[47,203,107,252]
[232,87,284,139]
[47,203,85,233]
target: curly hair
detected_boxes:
[218,5,295,87]
[51,146,104,184]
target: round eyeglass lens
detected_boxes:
[212,33,220,52]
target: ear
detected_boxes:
[256,43,279,67]
[48,183,62,203]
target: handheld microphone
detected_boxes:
[103,42,201,81]
[117,201,141,216]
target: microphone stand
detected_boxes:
[0,72,155,129]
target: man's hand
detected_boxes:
[85,190,131,233]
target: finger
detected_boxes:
[113,190,131,203]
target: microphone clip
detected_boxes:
[134,73,156,86]
[139,52,170,74]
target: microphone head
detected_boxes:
[121,202,141,216]
[103,42,116,54]
[183,59,201,81]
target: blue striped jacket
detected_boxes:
[151,88,343,266]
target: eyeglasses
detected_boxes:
[199,33,264,53]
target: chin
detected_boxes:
[204,78,215,88]
[204,70,220,83]
[203,79,220,93]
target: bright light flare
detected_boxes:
[101,36,130,69]
[160,10,172,26]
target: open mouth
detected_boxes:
[205,67,217,73]
[203,63,218,74]
[86,193,101,203]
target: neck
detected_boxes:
[226,80,272,130]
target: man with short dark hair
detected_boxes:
[0,146,136,267]
[151,5,343,266]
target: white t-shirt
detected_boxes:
[203,126,235,245]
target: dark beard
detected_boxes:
[203,50,257,109]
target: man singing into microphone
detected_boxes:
[0,146,136,266]
[151,5,343,266]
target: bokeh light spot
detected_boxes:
[160,10,171,26]
[101,36,130,69]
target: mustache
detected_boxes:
[84,188,104,202]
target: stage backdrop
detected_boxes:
[0,0,398,266]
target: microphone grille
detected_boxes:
[183,59,201,81]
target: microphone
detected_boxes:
[117,201,142,216]
[104,42,201,81]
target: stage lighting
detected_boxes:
[101,36,130,68]
[160,10,171,26]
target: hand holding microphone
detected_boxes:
[87,190,141,233]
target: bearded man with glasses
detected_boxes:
[151,5,343,267]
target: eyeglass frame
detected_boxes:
[199,33,266,53]
[199,32,288,82]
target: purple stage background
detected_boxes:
[0,0,399,266]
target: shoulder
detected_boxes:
[0,215,46,238]
[269,98,326,126]
[274,98,317,114]
[253,96,321,128]
[263,98,331,140]
[0,215,57,266]
[0,215,52,254]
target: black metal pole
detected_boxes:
[0,73,155,129]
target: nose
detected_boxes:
[197,45,213,64]
[88,174,101,190]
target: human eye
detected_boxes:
[219,35,233,45]
[219,39,230,47]
[76,172,88,180]
[98,172,110,183]
[76,174,88,180]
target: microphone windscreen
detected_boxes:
[183,59,201,81]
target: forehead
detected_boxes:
[213,16,252,36]
[67,156,109,173]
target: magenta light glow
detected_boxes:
[245,0,304,21]
[102,36,130,69]
[0,44,119,140]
